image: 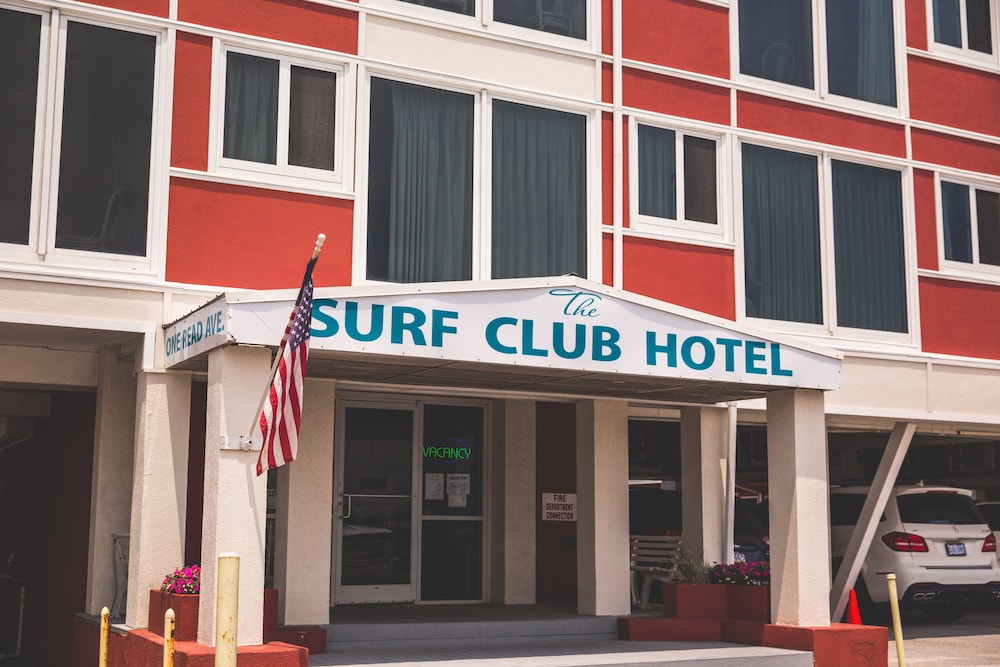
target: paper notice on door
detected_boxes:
[447,473,470,507]
[425,473,444,500]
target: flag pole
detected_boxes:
[241,234,325,450]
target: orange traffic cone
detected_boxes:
[846,589,862,625]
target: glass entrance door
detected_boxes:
[333,405,416,603]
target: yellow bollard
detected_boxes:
[99,606,110,667]
[164,608,175,667]
[216,553,240,667]
[886,574,907,667]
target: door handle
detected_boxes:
[341,494,352,520]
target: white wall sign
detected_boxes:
[542,492,577,522]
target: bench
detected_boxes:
[630,534,683,609]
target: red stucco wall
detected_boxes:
[920,277,1000,360]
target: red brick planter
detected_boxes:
[661,583,727,619]
[726,584,770,622]
[148,589,200,642]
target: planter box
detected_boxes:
[661,583,727,619]
[726,584,771,623]
[148,589,200,642]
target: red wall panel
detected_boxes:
[171,32,213,171]
[178,0,358,53]
[623,0,729,78]
[623,236,735,319]
[535,402,577,606]
[904,0,928,50]
[624,69,730,125]
[908,56,1000,137]
[912,129,1000,177]
[602,232,613,285]
[738,93,907,157]
[81,0,168,16]
[166,178,353,288]
[920,277,1000,360]
[914,169,939,271]
[602,112,614,226]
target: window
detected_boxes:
[634,123,721,239]
[0,9,158,264]
[742,144,908,334]
[931,0,995,57]
[941,180,1000,270]
[738,0,898,107]
[390,0,588,41]
[365,77,589,283]
[220,49,341,183]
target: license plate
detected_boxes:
[946,542,966,556]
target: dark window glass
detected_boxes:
[967,0,993,53]
[366,78,474,283]
[492,100,587,279]
[897,493,985,525]
[494,0,587,39]
[684,135,718,224]
[826,0,896,106]
[739,0,814,88]
[976,189,1000,265]
[420,520,481,600]
[933,0,963,46]
[942,181,973,262]
[56,22,154,257]
[831,494,885,525]
[978,503,1000,530]
[742,145,822,324]
[421,405,483,517]
[637,125,676,219]
[0,9,41,246]
[223,53,278,164]
[831,160,906,332]
[288,66,336,171]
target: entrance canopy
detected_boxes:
[163,277,841,403]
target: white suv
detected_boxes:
[831,485,1000,620]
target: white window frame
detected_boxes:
[936,173,1000,280]
[353,67,600,284]
[211,43,349,191]
[731,0,907,116]
[628,117,732,246]
[365,0,598,52]
[735,139,917,345]
[1,4,168,277]
[924,0,1000,70]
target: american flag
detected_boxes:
[256,259,316,476]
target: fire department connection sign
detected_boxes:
[163,279,841,390]
[542,493,577,522]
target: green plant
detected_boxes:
[161,564,201,594]
[666,548,713,584]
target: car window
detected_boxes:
[831,494,877,525]
[897,493,985,525]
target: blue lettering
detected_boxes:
[391,306,427,346]
[593,326,621,361]
[770,342,793,377]
[681,336,715,371]
[745,341,767,375]
[486,317,518,355]
[553,322,587,359]
[431,310,459,347]
[646,331,678,367]
[716,338,743,372]
[310,299,339,338]
[346,302,383,342]
[549,288,602,317]
[521,320,548,357]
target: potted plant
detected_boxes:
[710,560,771,623]
[661,549,726,619]
[148,564,201,642]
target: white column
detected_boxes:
[680,406,729,567]
[200,345,271,646]
[274,378,336,624]
[576,399,630,616]
[767,388,830,626]
[86,347,137,615]
[125,369,191,629]
[489,399,536,604]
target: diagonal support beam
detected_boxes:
[830,422,915,621]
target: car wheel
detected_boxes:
[923,599,969,622]
[854,576,889,625]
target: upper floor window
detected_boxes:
[932,0,994,54]
[737,0,898,107]
[218,48,344,186]
[0,8,158,269]
[389,0,588,41]
[365,77,589,283]
[940,179,1000,271]
[632,122,725,243]
[742,144,908,335]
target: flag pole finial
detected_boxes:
[312,234,326,260]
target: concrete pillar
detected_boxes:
[200,344,272,646]
[576,399,630,616]
[274,378,336,624]
[680,406,729,566]
[489,399,536,604]
[86,347,137,615]
[125,369,192,629]
[766,388,830,626]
